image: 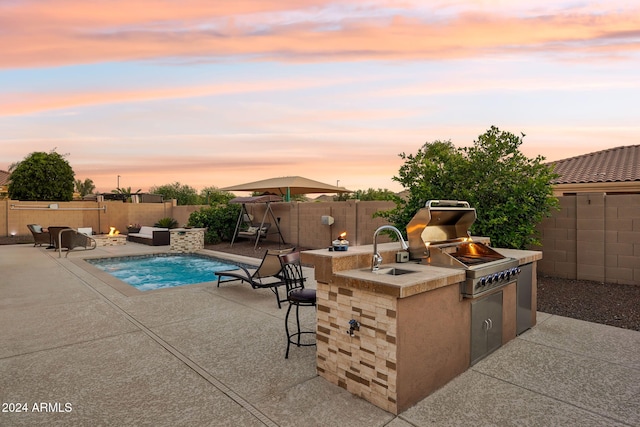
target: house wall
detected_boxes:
[536,193,640,285]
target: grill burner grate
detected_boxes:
[452,255,497,266]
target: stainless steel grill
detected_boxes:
[406,200,520,298]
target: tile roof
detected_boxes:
[0,170,10,186]
[549,145,640,184]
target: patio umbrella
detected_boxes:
[221,176,351,201]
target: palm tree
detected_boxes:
[75,178,96,197]
[112,186,142,202]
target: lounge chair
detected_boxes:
[57,228,97,257]
[214,247,295,308]
[27,224,51,247]
[48,226,72,249]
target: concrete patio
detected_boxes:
[1,243,638,426]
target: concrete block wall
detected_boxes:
[3,198,395,250]
[356,202,396,246]
[576,193,606,282]
[241,200,396,250]
[173,205,207,228]
[604,194,640,284]
[124,201,174,232]
[6,194,637,284]
[537,196,578,279]
[3,199,174,237]
[537,193,640,285]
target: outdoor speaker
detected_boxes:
[321,215,334,225]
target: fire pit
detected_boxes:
[93,234,127,247]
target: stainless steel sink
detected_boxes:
[372,267,416,276]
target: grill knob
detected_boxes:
[480,277,487,287]
[498,272,505,280]
[493,273,500,283]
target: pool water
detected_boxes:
[87,254,249,291]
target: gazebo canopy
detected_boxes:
[229,195,283,204]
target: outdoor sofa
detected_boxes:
[126,226,170,246]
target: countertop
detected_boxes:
[303,242,542,299]
[333,261,466,298]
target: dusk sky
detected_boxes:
[2,1,639,194]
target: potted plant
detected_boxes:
[154,217,178,229]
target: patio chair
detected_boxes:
[48,226,72,249]
[27,224,51,247]
[280,251,316,359]
[57,228,97,258]
[214,247,295,308]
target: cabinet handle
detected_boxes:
[488,318,493,330]
[483,319,489,330]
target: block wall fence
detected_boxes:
[534,193,640,285]
[1,199,396,249]
[3,194,638,285]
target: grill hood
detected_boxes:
[406,200,476,260]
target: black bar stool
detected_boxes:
[279,252,316,359]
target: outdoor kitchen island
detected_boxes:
[301,242,542,415]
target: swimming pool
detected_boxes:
[87,254,251,291]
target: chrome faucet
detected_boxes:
[372,225,409,271]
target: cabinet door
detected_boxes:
[485,292,503,354]
[470,291,503,365]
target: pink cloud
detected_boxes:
[0,76,362,116]
[1,1,639,69]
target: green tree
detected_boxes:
[149,182,200,205]
[74,178,95,197]
[379,126,559,249]
[188,204,241,244]
[200,186,235,205]
[111,186,142,202]
[8,150,75,201]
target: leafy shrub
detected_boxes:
[154,217,179,229]
[379,126,559,249]
[188,204,241,244]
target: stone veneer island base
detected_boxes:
[301,242,542,415]
[169,228,206,253]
